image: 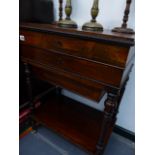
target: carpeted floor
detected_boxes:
[19,127,135,155]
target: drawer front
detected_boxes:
[30,64,106,102]
[21,45,124,87]
[20,30,129,67]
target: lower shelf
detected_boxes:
[33,93,103,153]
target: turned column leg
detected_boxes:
[96,72,132,151]
[24,63,38,131]
[24,63,33,108]
[95,92,119,155]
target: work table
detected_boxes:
[20,22,134,155]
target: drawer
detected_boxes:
[30,64,106,102]
[21,45,124,87]
[20,30,130,68]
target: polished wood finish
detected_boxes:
[20,23,134,155]
[30,65,106,102]
[20,23,134,45]
[21,45,124,87]
[95,93,118,154]
[20,30,130,67]
[34,92,103,153]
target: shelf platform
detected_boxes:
[33,93,103,153]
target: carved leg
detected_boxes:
[96,71,132,149]
[24,63,38,131]
[24,63,33,108]
[95,92,119,155]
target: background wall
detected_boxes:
[52,0,135,133]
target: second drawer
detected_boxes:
[21,45,124,87]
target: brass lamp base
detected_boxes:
[82,21,103,32]
[112,27,135,34]
[58,19,77,28]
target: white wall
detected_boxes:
[52,0,135,132]
[52,0,135,30]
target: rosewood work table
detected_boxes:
[19,23,135,155]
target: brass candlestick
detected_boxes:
[82,0,103,32]
[112,0,134,34]
[58,0,77,28]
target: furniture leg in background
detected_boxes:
[23,62,38,131]
[23,63,33,110]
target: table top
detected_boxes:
[20,22,135,46]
